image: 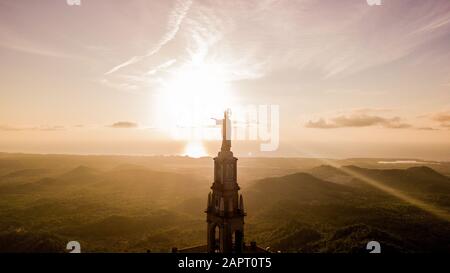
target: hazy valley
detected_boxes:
[0,153,449,253]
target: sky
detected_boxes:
[0,0,450,160]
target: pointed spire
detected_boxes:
[221,109,232,152]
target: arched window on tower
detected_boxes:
[214,226,220,253]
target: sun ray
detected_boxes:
[283,144,450,222]
[318,157,450,222]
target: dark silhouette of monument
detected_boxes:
[206,110,245,253]
[172,110,266,253]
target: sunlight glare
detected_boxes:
[155,60,235,140]
[183,141,208,158]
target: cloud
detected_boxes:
[98,0,450,97]
[105,56,142,76]
[99,79,138,91]
[412,15,450,34]
[36,125,65,131]
[0,23,82,60]
[108,121,138,128]
[305,114,411,129]
[349,108,393,114]
[431,111,450,122]
[417,127,439,131]
[146,59,177,75]
[104,0,192,75]
[424,110,450,128]
[0,125,65,131]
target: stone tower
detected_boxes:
[206,110,245,253]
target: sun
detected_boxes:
[153,59,236,143]
[151,56,237,157]
[158,61,233,125]
[183,141,208,158]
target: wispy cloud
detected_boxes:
[412,14,450,34]
[420,110,450,128]
[417,127,439,131]
[108,121,139,129]
[242,0,450,78]
[0,125,65,131]
[430,111,450,128]
[146,59,177,75]
[104,0,192,75]
[306,107,450,130]
[100,0,450,95]
[338,108,393,114]
[305,114,411,129]
[0,26,77,59]
[431,111,450,123]
[98,79,138,91]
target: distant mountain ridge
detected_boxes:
[309,165,450,194]
[243,166,450,253]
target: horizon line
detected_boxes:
[0,151,447,163]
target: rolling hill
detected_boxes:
[0,154,449,252]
